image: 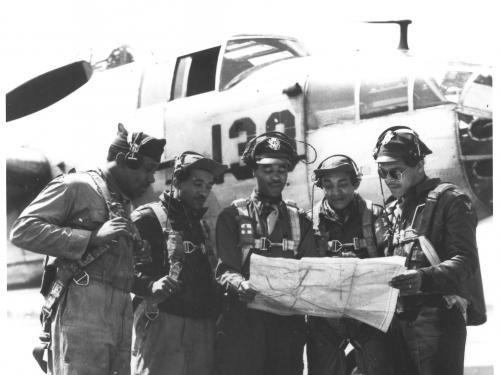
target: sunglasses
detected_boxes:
[377,166,408,180]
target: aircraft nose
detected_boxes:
[456,112,492,217]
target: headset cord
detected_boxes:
[378,176,395,253]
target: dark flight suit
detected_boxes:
[10,169,134,375]
[386,177,486,375]
[131,192,218,375]
[307,193,394,375]
[215,190,317,375]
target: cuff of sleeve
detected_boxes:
[68,228,93,260]
[418,268,433,292]
[219,271,246,293]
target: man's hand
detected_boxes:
[389,270,422,296]
[237,280,258,303]
[89,217,133,247]
[151,275,182,298]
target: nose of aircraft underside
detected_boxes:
[456,109,493,216]
[453,72,493,217]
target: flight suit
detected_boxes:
[10,169,135,375]
[386,177,486,375]
[215,190,317,375]
[306,194,394,375]
[131,192,218,375]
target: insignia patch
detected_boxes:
[268,137,281,150]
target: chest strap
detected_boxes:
[233,198,301,267]
[314,198,378,257]
[149,201,207,255]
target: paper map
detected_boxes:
[248,254,406,332]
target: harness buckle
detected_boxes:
[145,306,160,321]
[353,237,360,251]
[327,240,343,253]
[41,306,52,320]
[73,271,89,286]
[282,239,295,252]
[183,241,197,254]
[254,238,271,251]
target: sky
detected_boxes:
[2,0,497,92]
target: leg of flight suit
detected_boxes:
[132,304,215,375]
[51,281,131,375]
[216,306,266,375]
[401,306,466,375]
[132,306,186,375]
[264,314,306,375]
[109,290,132,375]
[306,317,347,375]
[348,320,394,375]
[183,317,215,375]
[388,318,419,375]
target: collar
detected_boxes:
[250,189,283,215]
[98,167,131,204]
[160,191,207,220]
[401,176,441,204]
[319,194,359,224]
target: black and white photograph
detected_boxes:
[2,0,496,374]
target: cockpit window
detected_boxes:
[220,38,306,90]
[360,76,408,119]
[414,77,446,109]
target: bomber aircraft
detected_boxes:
[5,21,492,286]
[4,20,494,374]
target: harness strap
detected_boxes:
[200,219,212,256]
[144,200,211,320]
[233,199,254,267]
[36,171,119,373]
[285,199,301,254]
[150,201,169,231]
[410,182,469,321]
[359,199,378,258]
[416,183,456,236]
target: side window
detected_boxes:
[171,46,220,100]
[360,76,408,119]
[306,79,355,130]
[414,77,445,109]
